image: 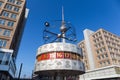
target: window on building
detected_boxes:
[96,34,98,37]
[114,48,118,52]
[104,61,106,66]
[5,4,12,10]
[103,47,106,51]
[100,48,103,52]
[107,60,110,64]
[93,35,95,38]
[98,56,101,59]
[98,43,100,47]
[99,37,102,40]
[16,1,22,5]
[100,62,102,66]
[118,61,120,65]
[2,11,10,17]
[102,55,104,58]
[116,40,119,43]
[103,31,107,34]
[108,47,112,51]
[107,41,110,45]
[0,19,6,25]
[97,39,99,42]
[0,2,2,7]
[96,50,99,54]
[94,40,96,43]
[0,28,2,35]
[14,7,19,12]
[0,52,4,64]
[0,28,2,32]
[110,52,114,58]
[7,0,15,3]
[7,21,14,27]
[1,53,10,65]
[3,30,11,36]
[105,54,108,57]
[0,39,7,47]
[11,13,17,19]
[98,31,101,35]
[101,42,104,46]
[95,45,98,48]
[118,45,120,48]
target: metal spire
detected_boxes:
[60,6,66,43]
[62,6,64,23]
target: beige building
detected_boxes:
[78,29,120,80]
[0,0,28,80]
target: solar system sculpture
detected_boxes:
[34,7,85,80]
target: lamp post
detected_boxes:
[18,63,23,80]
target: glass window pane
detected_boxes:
[0,39,7,47]
[5,4,12,10]
[0,39,3,47]
[0,28,2,35]
[2,11,9,17]
[0,52,4,60]
[0,28,2,32]
[0,52,3,64]
[0,2,2,7]
[3,40,7,47]
[1,53,10,65]
[16,1,21,5]
[11,14,17,19]
[3,30,11,36]
[7,21,14,27]
[0,19,6,25]
[14,7,19,12]
[7,0,15,3]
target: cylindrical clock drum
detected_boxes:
[34,42,85,80]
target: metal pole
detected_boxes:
[0,73,2,80]
[61,6,66,43]
[64,76,66,80]
[18,63,23,80]
[62,33,66,43]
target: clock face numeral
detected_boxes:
[64,52,70,59]
[56,52,64,58]
[65,60,71,68]
[56,61,62,65]
[37,51,82,61]
[49,52,56,59]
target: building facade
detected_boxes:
[78,29,120,80]
[0,0,28,80]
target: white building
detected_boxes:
[78,29,120,80]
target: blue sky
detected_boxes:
[16,0,120,78]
